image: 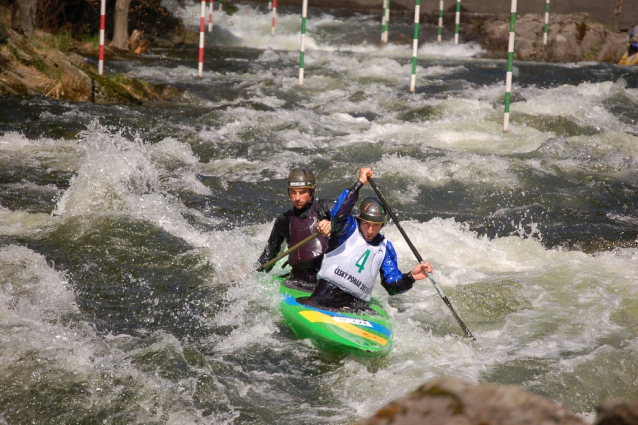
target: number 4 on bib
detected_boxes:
[355,249,371,273]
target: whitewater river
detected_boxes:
[1,4,638,424]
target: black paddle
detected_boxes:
[367,176,476,340]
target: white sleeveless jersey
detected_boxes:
[318,228,387,301]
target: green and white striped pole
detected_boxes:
[453,0,461,44]
[437,0,444,44]
[268,0,272,11]
[503,0,517,133]
[208,0,213,32]
[381,0,390,43]
[219,0,222,12]
[299,0,308,85]
[410,0,420,92]
[543,0,550,45]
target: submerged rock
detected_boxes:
[595,400,638,425]
[358,376,638,425]
[357,376,588,425]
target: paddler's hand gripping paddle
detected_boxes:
[256,231,322,273]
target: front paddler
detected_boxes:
[305,167,433,311]
[257,166,334,291]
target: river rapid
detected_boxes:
[1,4,638,424]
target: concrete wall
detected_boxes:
[259,0,637,31]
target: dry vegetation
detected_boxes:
[0,4,179,103]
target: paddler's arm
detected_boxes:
[324,171,367,251]
[379,242,433,295]
[257,215,287,272]
[315,197,335,221]
[315,197,335,236]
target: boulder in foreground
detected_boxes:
[357,375,588,425]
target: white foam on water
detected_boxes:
[300,217,638,418]
[198,153,312,183]
[375,152,519,188]
[0,131,82,172]
[353,108,547,156]
[177,4,322,51]
[46,121,224,251]
[516,130,638,181]
[418,40,486,58]
[172,3,486,60]
[0,210,58,237]
[516,80,636,133]
[0,241,237,423]
[0,245,77,325]
[0,131,32,150]
[128,64,225,83]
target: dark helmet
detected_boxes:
[631,26,638,49]
[287,166,316,190]
[357,197,387,224]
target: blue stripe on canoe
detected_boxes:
[282,294,392,338]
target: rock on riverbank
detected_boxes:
[463,12,627,63]
[356,376,638,425]
[0,25,180,105]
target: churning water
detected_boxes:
[1,4,638,424]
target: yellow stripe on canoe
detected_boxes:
[299,310,388,346]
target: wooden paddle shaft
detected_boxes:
[258,230,322,272]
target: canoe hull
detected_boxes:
[277,278,393,357]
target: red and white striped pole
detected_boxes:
[198,0,205,77]
[99,0,105,75]
[271,0,277,36]
[208,0,214,32]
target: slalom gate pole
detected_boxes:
[299,0,308,85]
[198,0,206,77]
[409,0,420,92]
[219,0,223,12]
[503,0,517,132]
[381,0,389,43]
[208,0,213,32]
[367,177,475,340]
[453,0,460,44]
[543,0,550,45]
[271,0,277,36]
[437,0,444,44]
[98,0,105,75]
[269,0,272,11]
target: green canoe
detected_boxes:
[274,276,394,357]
